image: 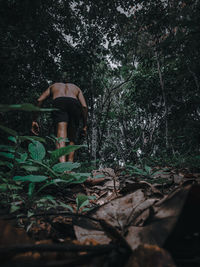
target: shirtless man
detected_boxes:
[31,82,88,162]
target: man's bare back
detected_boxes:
[36,83,87,109]
[51,83,79,100]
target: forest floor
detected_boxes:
[1,166,200,267]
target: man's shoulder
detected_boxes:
[67,83,80,90]
[52,82,65,87]
[67,82,77,87]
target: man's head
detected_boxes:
[62,72,68,82]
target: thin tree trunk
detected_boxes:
[155,51,169,148]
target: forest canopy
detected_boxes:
[0,0,200,167]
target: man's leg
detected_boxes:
[67,124,77,162]
[68,141,75,162]
[56,122,67,162]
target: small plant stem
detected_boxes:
[9,137,20,179]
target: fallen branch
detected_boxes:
[0,243,116,254]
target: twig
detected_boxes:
[3,211,101,222]
[1,252,111,267]
[103,170,119,197]
[0,243,116,254]
[3,211,132,254]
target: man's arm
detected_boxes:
[31,86,51,135]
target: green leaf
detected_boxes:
[28,183,35,198]
[88,195,96,200]
[0,145,15,152]
[35,180,71,195]
[82,207,92,213]
[16,153,28,163]
[93,174,105,178]
[28,159,58,178]
[26,221,34,232]
[10,205,20,213]
[41,195,55,201]
[0,125,18,136]
[0,160,13,169]
[59,202,74,212]
[28,141,46,161]
[50,145,84,162]
[144,165,152,174]
[13,175,48,182]
[0,152,14,159]
[8,184,22,190]
[20,164,39,172]
[52,162,80,173]
[49,178,72,185]
[8,136,17,143]
[19,136,46,143]
[27,211,34,218]
[0,184,8,191]
[132,167,146,175]
[68,173,90,184]
[152,170,162,176]
[76,194,89,212]
[0,103,56,112]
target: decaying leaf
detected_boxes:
[125,244,176,267]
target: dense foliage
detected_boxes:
[0,0,200,167]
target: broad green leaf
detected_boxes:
[50,145,84,162]
[52,162,80,173]
[19,136,46,143]
[13,175,48,182]
[0,152,14,159]
[8,136,17,143]
[49,178,73,185]
[28,141,46,161]
[68,173,90,184]
[70,176,88,184]
[47,136,69,144]
[76,194,89,211]
[56,137,69,143]
[72,173,90,178]
[0,145,15,152]
[20,165,39,172]
[0,125,18,136]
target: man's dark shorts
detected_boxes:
[52,97,82,142]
